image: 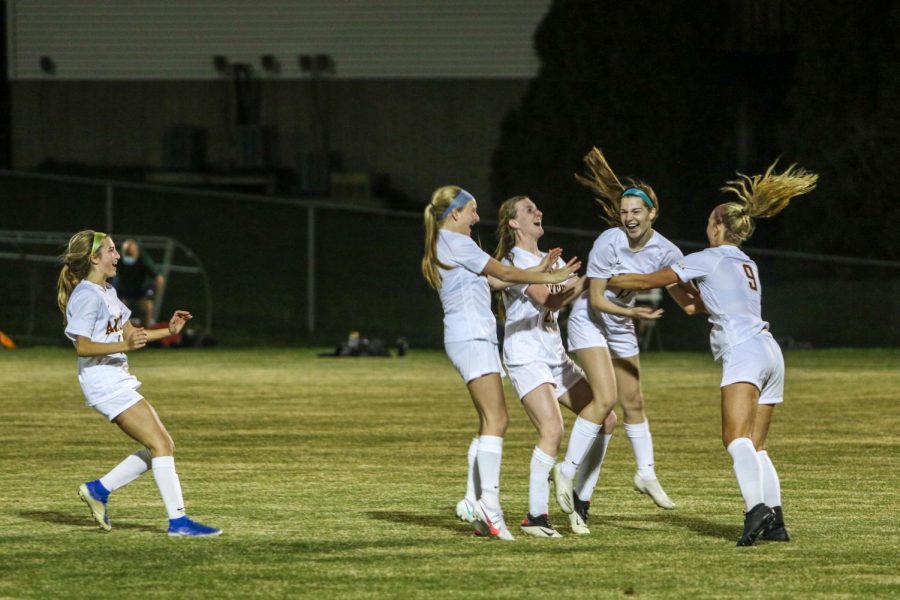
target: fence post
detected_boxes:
[307,204,316,335]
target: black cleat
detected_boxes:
[520,513,563,538]
[737,503,775,546]
[759,505,791,542]
[568,491,591,534]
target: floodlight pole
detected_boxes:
[307,204,316,334]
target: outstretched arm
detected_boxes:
[665,281,707,315]
[487,248,566,290]
[527,275,586,310]
[74,310,192,357]
[483,255,581,286]
[609,267,680,291]
[590,278,663,321]
[145,310,192,342]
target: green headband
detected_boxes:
[622,188,655,210]
[91,232,107,255]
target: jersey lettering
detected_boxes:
[105,316,123,335]
[742,264,758,291]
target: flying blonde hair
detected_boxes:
[717,162,819,244]
[575,146,659,227]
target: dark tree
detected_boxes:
[492,0,900,259]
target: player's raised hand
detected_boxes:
[538,247,563,271]
[548,256,581,283]
[168,310,193,335]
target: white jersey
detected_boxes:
[64,280,141,405]
[500,247,567,366]
[569,227,683,342]
[436,230,497,344]
[670,245,768,360]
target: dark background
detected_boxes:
[1,0,898,349]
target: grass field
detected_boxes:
[1,347,898,599]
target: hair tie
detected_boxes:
[622,188,654,210]
[441,190,475,219]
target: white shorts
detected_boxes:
[720,332,785,405]
[567,313,638,358]
[445,340,505,384]
[566,313,608,352]
[91,389,144,421]
[506,358,586,400]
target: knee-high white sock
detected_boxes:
[476,435,503,508]
[528,447,556,517]
[624,420,656,480]
[758,450,782,508]
[727,438,764,511]
[575,433,612,502]
[100,448,152,493]
[151,456,186,520]
[465,437,480,503]
[561,416,601,479]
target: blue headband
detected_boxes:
[441,189,475,219]
[622,188,654,210]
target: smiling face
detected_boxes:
[511,197,544,242]
[457,199,480,230]
[90,236,120,281]
[619,195,656,246]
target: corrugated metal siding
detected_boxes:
[7,0,551,80]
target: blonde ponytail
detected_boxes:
[57,230,103,320]
[718,162,818,243]
[421,186,460,290]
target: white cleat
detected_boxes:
[78,483,111,531]
[475,500,515,541]
[633,474,676,509]
[457,498,491,536]
[552,463,575,514]
[456,498,476,522]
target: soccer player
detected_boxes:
[609,162,817,545]
[564,147,700,522]
[421,186,580,541]
[493,195,612,538]
[57,230,221,537]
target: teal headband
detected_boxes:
[622,188,654,210]
[441,189,475,219]
[90,231,107,255]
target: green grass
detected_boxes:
[1,347,898,599]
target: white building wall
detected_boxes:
[7,0,551,79]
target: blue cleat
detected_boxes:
[167,516,222,537]
[78,480,111,531]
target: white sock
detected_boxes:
[727,438,764,511]
[561,416,601,479]
[575,433,612,502]
[465,437,480,503]
[151,456,186,520]
[528,447,556,517]
[99,448,152,493]
[476,435,503,508]
[625,420,656,480]
[758,450,782,508]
